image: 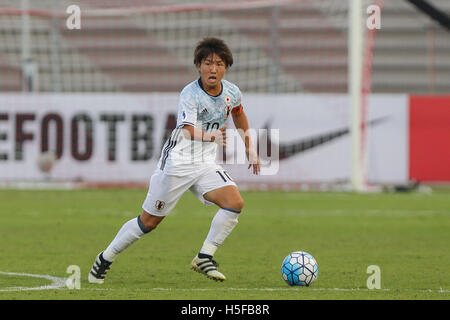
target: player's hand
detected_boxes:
[211,126,227,147]
[248,158,261,175]
[247,149,261,175]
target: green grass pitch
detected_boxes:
[0,187,449,300]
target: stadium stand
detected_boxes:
[0,0,449,94]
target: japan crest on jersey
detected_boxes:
[224,96,231,118]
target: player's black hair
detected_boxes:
[194,37,233,68]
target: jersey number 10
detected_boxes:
[205,122,220,131]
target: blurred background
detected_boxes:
[0,0,449,191]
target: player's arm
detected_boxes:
[182,124,226,146]
[178,92,225,145]
[231,107,260,175]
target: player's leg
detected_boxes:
[101,212,164,263]
[139,211,165,230]
[190,168,243,281]
[200,185,243,257]
[88,213,158,284]
[203,185,244,211]
[88,170,192,284]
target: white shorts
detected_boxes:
[142,164,237,217]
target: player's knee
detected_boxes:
[143,220,158,231]
[236,198,244,211]
[140,212,164,231]
[227,197,244,212]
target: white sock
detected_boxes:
[103,216,150,262]
[200,208,240,257]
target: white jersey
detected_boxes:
[157,78,242,176]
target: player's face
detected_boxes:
[198,54,226,91]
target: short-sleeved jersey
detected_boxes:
[157,78,242,176]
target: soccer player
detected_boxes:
[88,37,260,283]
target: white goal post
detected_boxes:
[349,0,384,192]
[349,0,365,192]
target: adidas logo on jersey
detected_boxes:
[201,108,209,115]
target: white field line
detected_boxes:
[0,271,67,292]
[80,287,449,294]
[278,209,449,217]
[1,271,448,294]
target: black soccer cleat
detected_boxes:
[191,255,226,282]
[88,252,112,284]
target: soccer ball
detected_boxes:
[281,251,319,286]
